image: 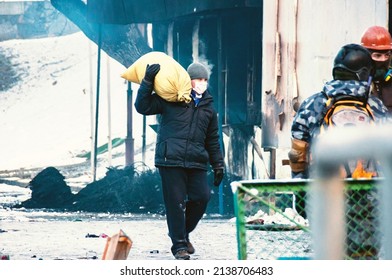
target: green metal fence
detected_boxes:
[232,178,382,260]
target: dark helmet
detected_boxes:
[332,43,374,81]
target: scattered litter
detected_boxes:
[85,233,108,238]
[247,218,264,225]
[85,233,99,238]
[1,254,10,260]
[86,250,98,259]
[246,208,308,229]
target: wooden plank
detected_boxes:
[102,229,132,260]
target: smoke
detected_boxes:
[192,55,214,77]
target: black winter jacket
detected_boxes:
[134,79,224,171]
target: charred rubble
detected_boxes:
[14,166,235,215]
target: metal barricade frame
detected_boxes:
[231,178,381,260]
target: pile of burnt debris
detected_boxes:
[13,166,235,215]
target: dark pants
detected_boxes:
[158,166,211,255]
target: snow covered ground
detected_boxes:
[0,207,238,260]
[0,179,238,260]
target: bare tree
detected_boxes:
[50,0,151,67]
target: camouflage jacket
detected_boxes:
[291,79,389,144]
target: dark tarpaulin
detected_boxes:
[87,0,165,24]
[86,0,262,24]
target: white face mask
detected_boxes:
[193,81,208,94]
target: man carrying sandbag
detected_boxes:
[135,61,225,260]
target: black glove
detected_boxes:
[213,168,224,186]
[144,64,160,83]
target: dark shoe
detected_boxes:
[174,249,190,260]
[187,242,195,254]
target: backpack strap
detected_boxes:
[317,91,330,128]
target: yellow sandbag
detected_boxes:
[121,51,192,103]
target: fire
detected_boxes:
[351,160,376,179]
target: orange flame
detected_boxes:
[352,160,376,179]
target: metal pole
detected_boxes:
[88,40,95,180]
[93,24,102,181]
[311,174,346,259]
[106,54,112,166]
[217,16,224,215]
[311,124,392,259]
[142,24,149,164]
[142,115,146,162]
[125,82,134,166]
[231,182,247,260]
[380,158,392,259]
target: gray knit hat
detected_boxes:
[187,62,210,80]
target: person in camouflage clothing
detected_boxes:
[289,44,388,179]
[289,43,389,259]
